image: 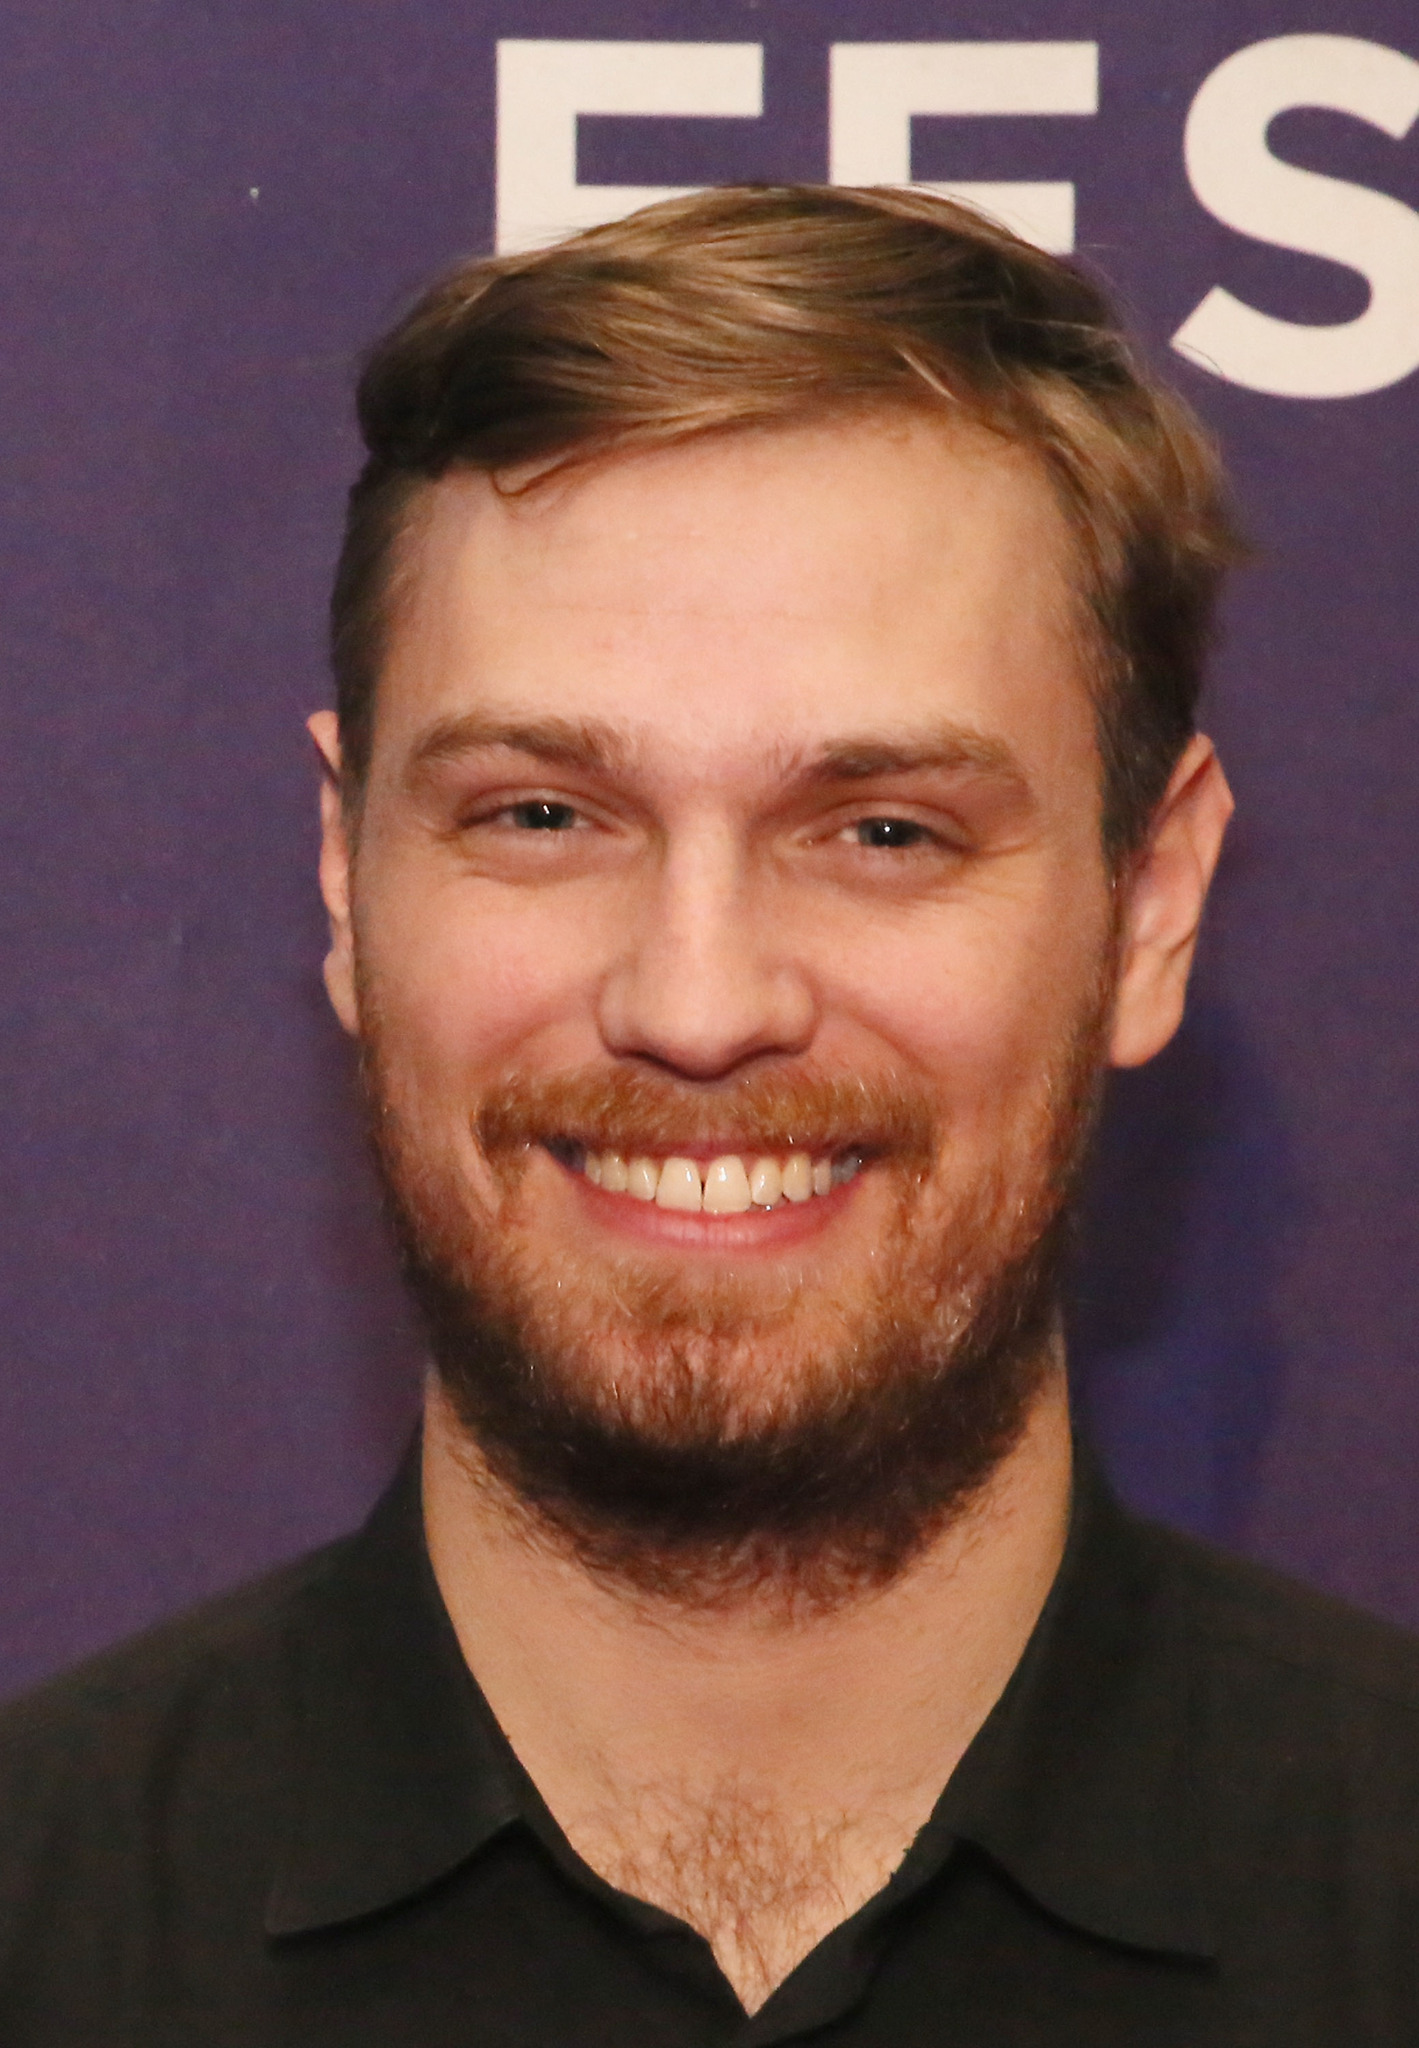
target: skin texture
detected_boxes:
[311,412,1232,2010]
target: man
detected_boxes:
[2,183,1418,2044]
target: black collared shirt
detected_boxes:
[3,1449,1419,2045]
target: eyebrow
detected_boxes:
[405,710,1031,801]
[406,713,633,785]
[802,729,1029,793]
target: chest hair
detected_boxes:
[566,1782,921,2014]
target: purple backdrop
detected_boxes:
[3,0,1418,1697]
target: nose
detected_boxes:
[596,823,817,1079]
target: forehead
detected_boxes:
[374,413,1094,799]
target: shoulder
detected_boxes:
[0,1537,347,1764]
[1124,1509,1419,1902]
[1133,1510,1419,1719]
[0,1539,360,2039]
[0,1538,350,1922]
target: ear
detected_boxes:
[307,711,360,1037]
[1109,734,1234,1069]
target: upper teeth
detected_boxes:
[582,1150,857,1213]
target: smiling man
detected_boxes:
[5,185,1419,2045]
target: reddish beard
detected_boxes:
[361,1006,1111,1611]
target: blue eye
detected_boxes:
[855,817,930,849]
[509,800,579,831]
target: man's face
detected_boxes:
[317,413,1182,1598]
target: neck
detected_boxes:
[423,1361,1073,2011]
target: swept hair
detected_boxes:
[332,183,1242,858]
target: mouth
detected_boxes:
[543,1140,865,1215]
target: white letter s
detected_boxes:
[1172,34,1419,400]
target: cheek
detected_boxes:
[818,887,1111,1121]
[356,881,609,1086]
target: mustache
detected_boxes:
[474,1064,938,1162]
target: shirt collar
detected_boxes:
[934,1452,1217,1958]
[266,1437,1216,1960]
[265,1443,522,1937]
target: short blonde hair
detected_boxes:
[333,184,1241,858]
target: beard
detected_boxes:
[362,983,1112,1612]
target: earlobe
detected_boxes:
[307,711,361,1037]
[1108,735,1234,1069]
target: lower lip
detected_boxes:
[558,1156,859,1250]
